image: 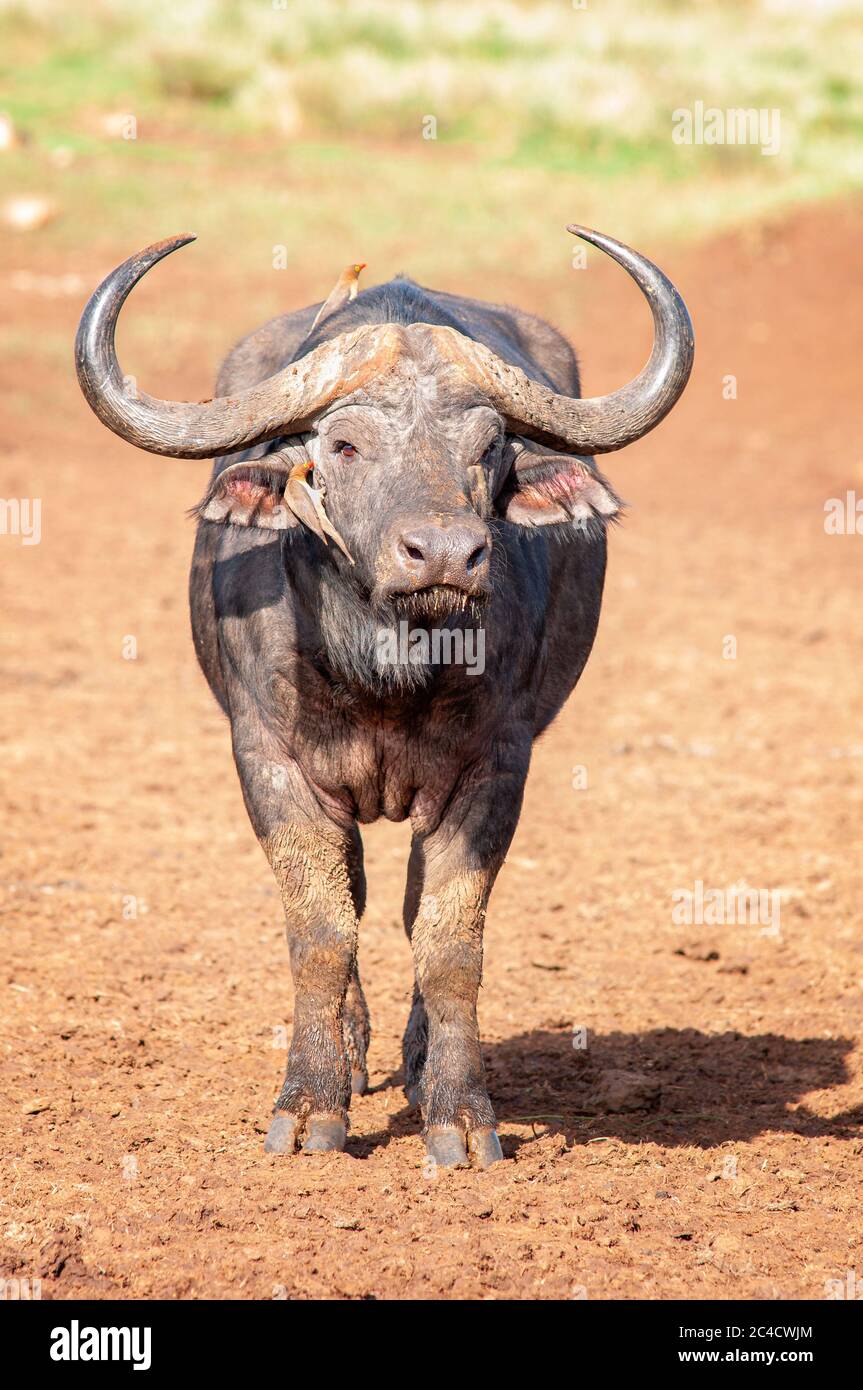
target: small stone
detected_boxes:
[674,939,720,962]
[23,1097,51,1115]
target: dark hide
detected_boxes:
[188,276,619,1165]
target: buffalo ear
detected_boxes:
[496,436,621,528]
[193,459,300,530]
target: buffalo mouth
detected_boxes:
[388,584,488,624]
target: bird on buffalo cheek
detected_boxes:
[284,458,354,562]
[193,451,354,562]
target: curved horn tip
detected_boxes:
[146,233,198,258]
[565,223,621,252]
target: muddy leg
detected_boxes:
[406,746,529,1169]
[262,817,364,1155]
[344,967,371,1096]
[402,838,428,1108]
[338,828,371,1096]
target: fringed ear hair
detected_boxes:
[194,443,354,561]
[496,436,621,528]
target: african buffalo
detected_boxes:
[75,227,693,1168]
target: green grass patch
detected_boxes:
[1,0,862,272]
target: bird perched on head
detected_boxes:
[310,262,367,330]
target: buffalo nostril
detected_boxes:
[393,523,491,588]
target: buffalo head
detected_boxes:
[74,227,694,623]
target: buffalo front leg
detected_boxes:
[402,837,428,1111]
[406,749,529,1169]
[262,817,364,1155]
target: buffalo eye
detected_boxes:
[334,440,357,461]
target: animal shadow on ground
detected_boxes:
[355,1028,861,1158]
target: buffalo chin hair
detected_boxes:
[317,580,486,695]
[390,588,485,626]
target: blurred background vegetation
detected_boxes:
[0,0,860,314]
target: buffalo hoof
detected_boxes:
[264,1110,299,1155]
[351,1069,368,1096]
[302,1114,348,1153]
[468,1126,504,1169]
[424,1124,504,1171]
[424,1125,469,1169]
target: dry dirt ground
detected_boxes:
[1,200,861,1301]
